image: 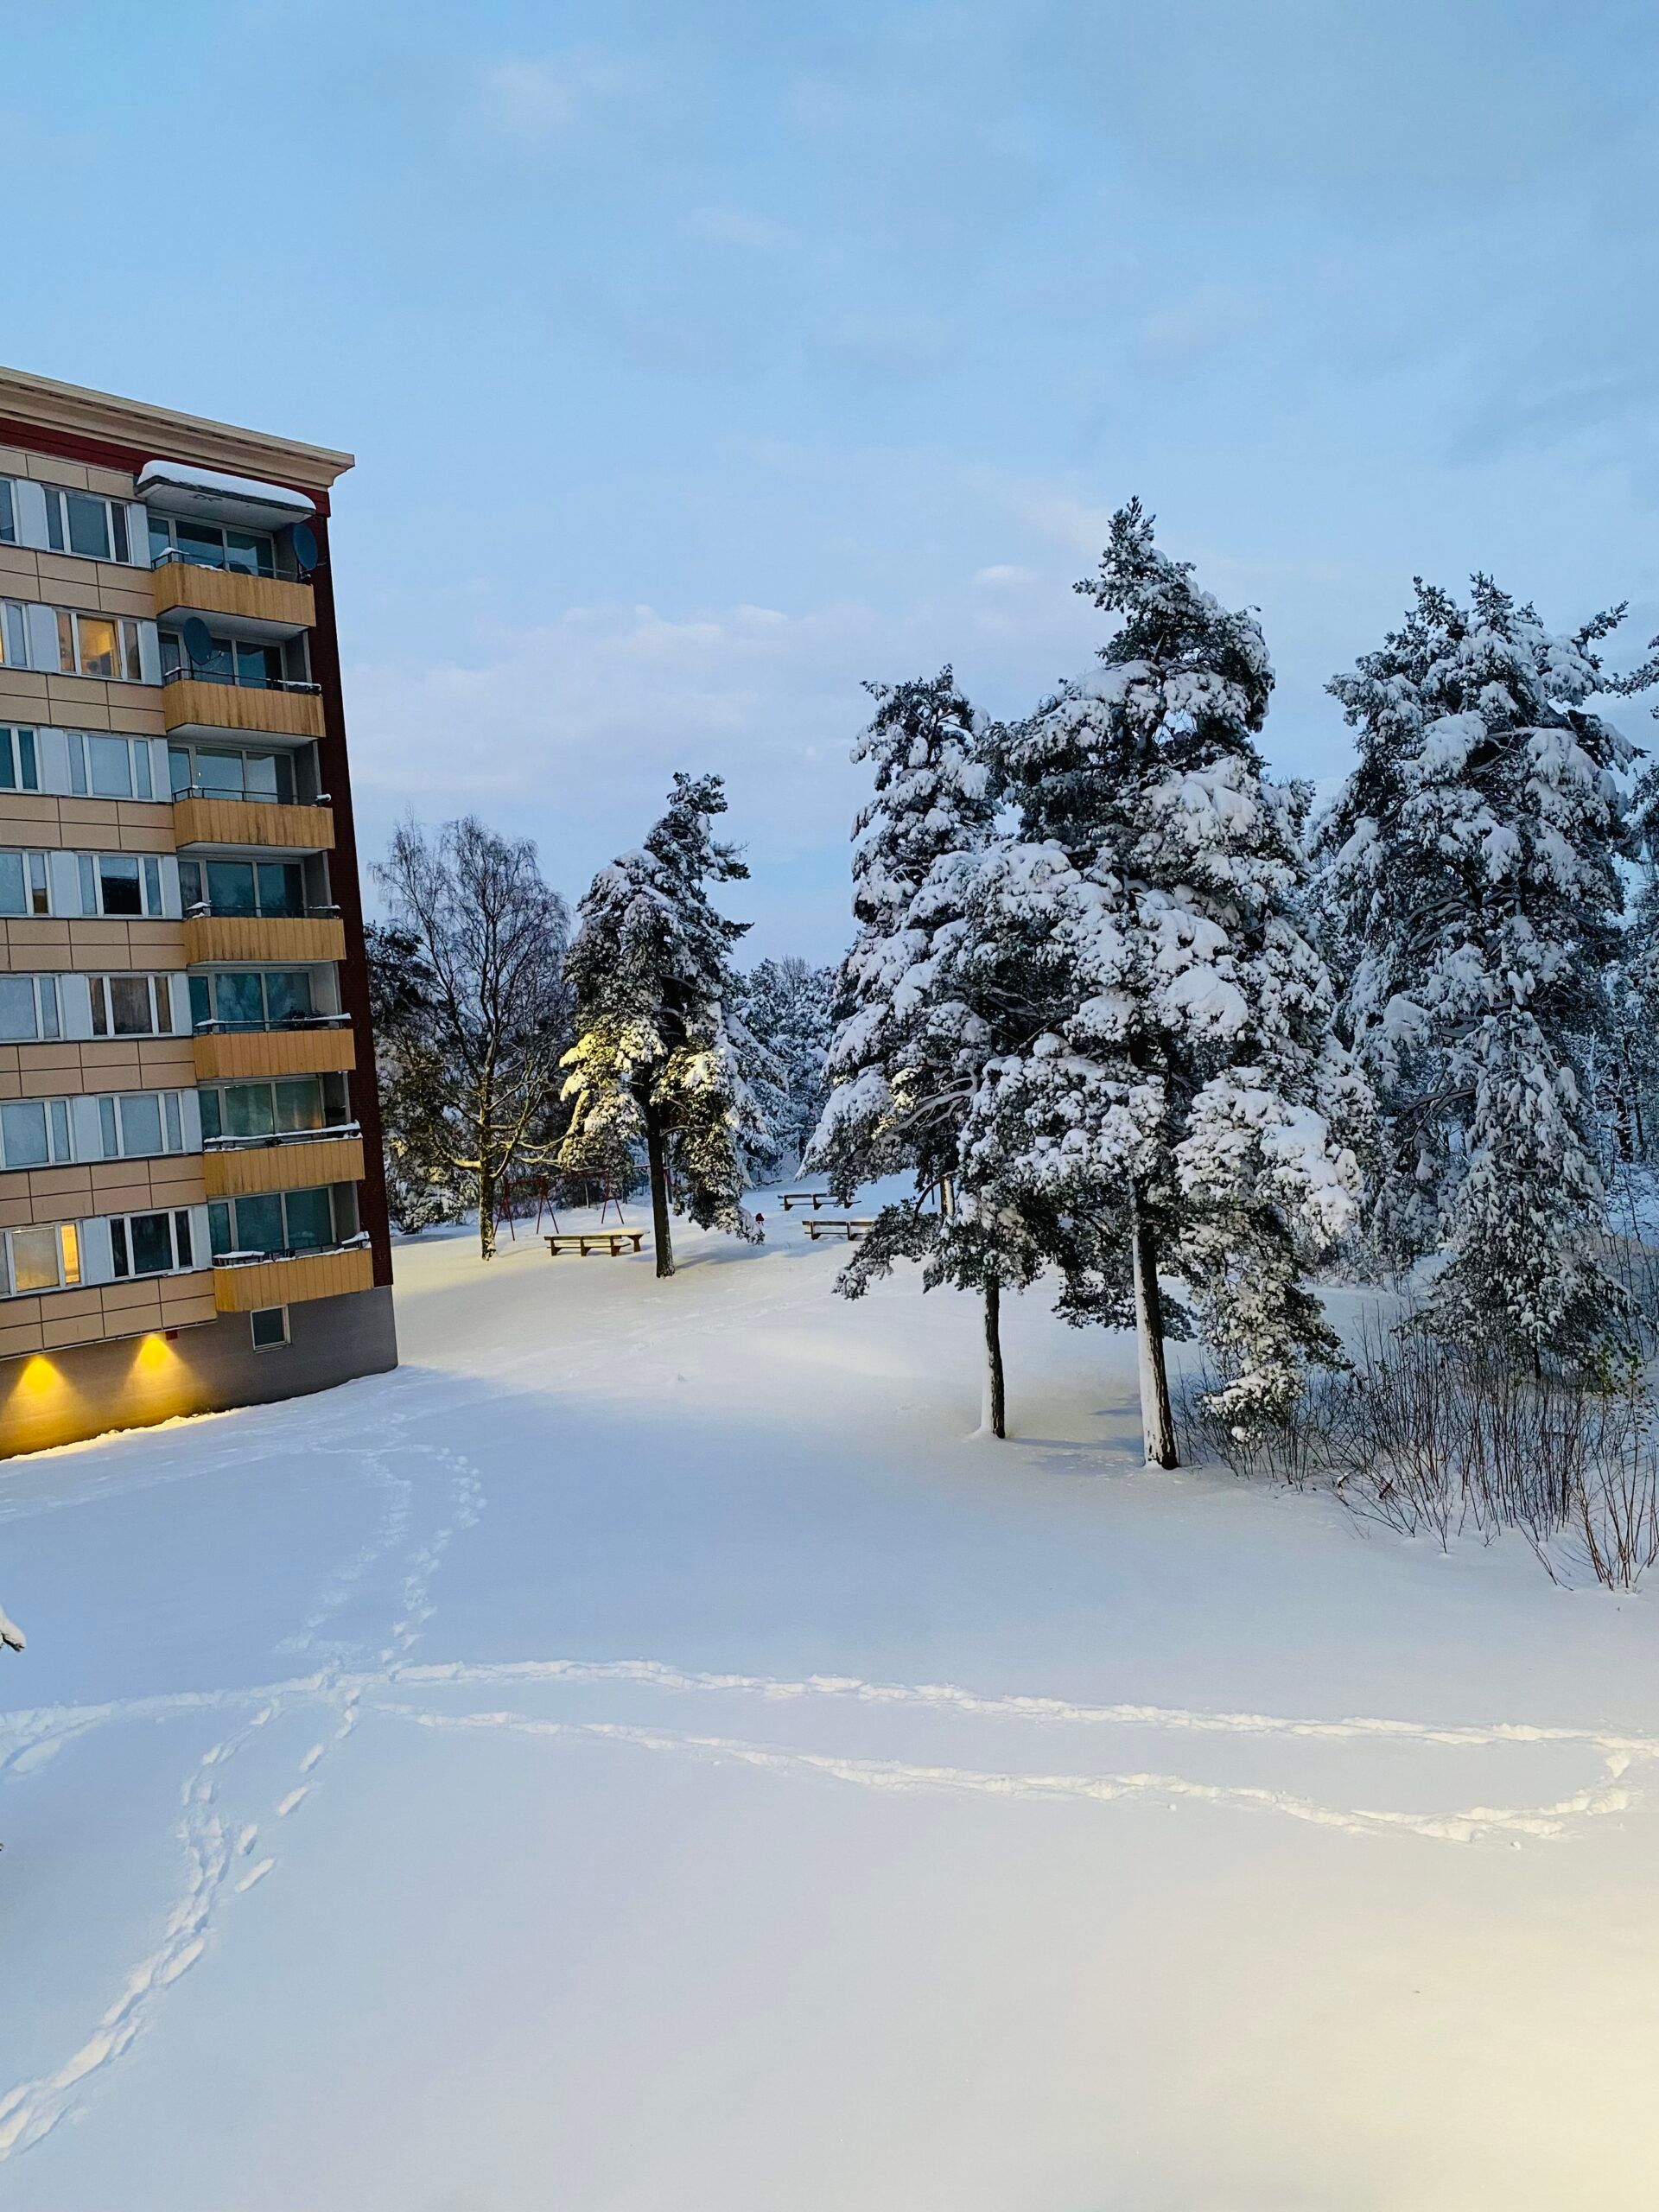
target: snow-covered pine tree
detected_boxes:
[730,956,836,1178]
[810,668,995,1193]
[1318,575,1649,1365]
[561,773,771,1278]
[970,501,1360,1459]
[808,670,1039,1435]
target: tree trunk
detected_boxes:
[645,1105,675,1279]
[1130,1182,1177,1468]
[478,1166,497,1261]
[981,1280,1006,1440]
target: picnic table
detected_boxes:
[780,1192,842,1211]
[801,1217,876,1242]
[546,1230,645,1257]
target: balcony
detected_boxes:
[151,556,315,639]
[182,911,346,964]
[161,671,324,742]
[191,1023,357,1080]
[201,1131,365,1199]
[173,794,334,853]
[212,1241,374,1313]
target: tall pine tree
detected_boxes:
[808,670,1035,1436]
[972,502,1360,1457]
[561,773,770,1278]
[1319,576,1647,1364]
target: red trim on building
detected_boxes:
[0,413,332,515]
[306,518,393,1287]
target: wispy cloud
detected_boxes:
[682,206,792,251]
[470,50,633,146]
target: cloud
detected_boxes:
[470,51,632,145]
[683,207,792,251]
[341,575,1102,950]
[1135,286,1266,370]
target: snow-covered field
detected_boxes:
[4,1201,1659,2209]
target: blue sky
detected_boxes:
[6,0,1659,956]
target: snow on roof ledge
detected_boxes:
[137,459,315,521]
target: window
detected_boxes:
[0,481,12,545]
[0,975,60,1042]
[96,1090,186,1160]
[168,743,296,804]
[0,728,38,792]
[1,1222,80,1298]
[64,732,156,802]
[89,974,174,1038]
[0,602,28,666]
[188,968,315,1033]
[198,1075,341,1142]
[0,851,50,917]
[56,608,144,682]
[110,1208,194,1279]
[0,1098,72,1170]
[149,515,278,579]
[43,486,132,566]
[208,1186,337,1259]
[78,853,164,918]
[250,1306,289,1349]
[160,629,286,690]
[178,857,305,919]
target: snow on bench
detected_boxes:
[779,1192,841,1211]
[545,1231,645,1258]
[800,1217,876,1242]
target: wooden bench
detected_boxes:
[780,1191,841,1211]
[801,1217,876,1242]
[546,1231,645,1257]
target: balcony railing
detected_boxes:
[214,1232,370,1268]
[184,902,340,923]
[174,781,332,805]
[202,1121,360,1154]
[191,1012,351,1038]
[153,544,307,584]
[162,665,321,697]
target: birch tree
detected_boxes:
[373,817,571,1261]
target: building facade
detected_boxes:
[0,367,395,1456]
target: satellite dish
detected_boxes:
[180,616,215,671]
[291,520,319,575]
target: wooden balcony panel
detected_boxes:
[213,1244,374,1312]
[150,564,315,634]
[182,914,346,965]
[190,1027,357,1080]
[161,679,324,741]
[173,796,334,853]
[201,1136,365,1198]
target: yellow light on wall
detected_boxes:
[133,1332,178,1375]
[16,1354,61,1396]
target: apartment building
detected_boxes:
[0,367,395,1456]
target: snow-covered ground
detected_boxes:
[4,1198,1659,2209]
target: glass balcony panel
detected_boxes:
[207,861,257,917]
[257,862,304,918]
[178,520,226,569]
[264,971,313,1025]
[235,1192,284,1252]
[283,1187,334,1250]
[214,974,265,1029]
[224,1085,276,1139]
[274,1078,324,1133]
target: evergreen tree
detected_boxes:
[1318,575,1647,1364]
[561,773,769,1278]
[972,502,1359,1457]
[730,956,836,1178]
[808,671,1037,1435]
